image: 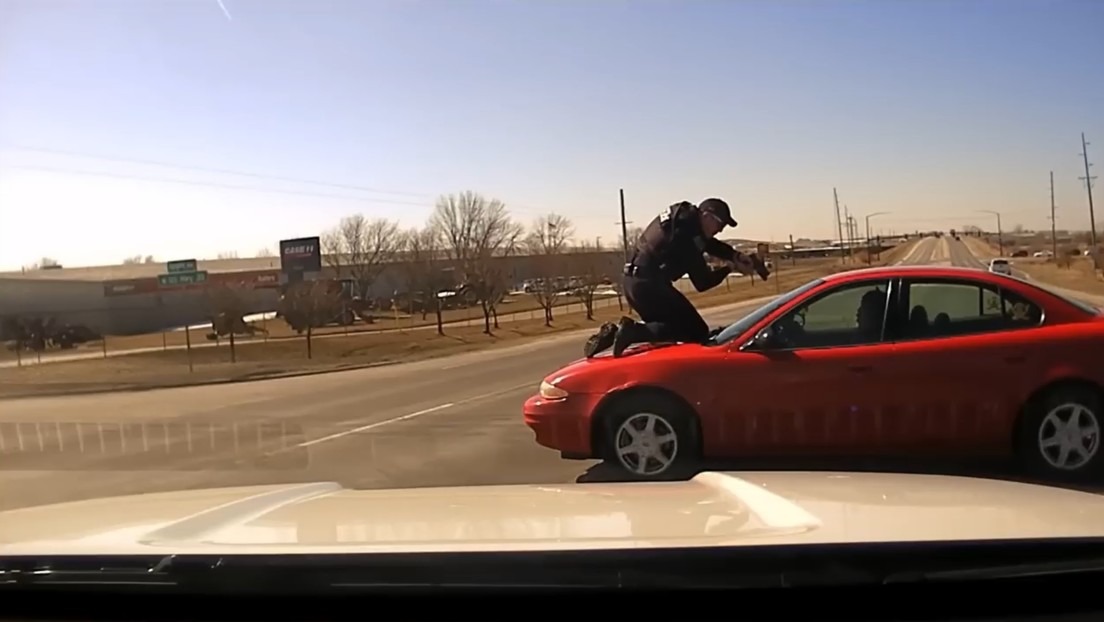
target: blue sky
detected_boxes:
[0,0,1101,269]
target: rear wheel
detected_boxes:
[1017,386,1104,481]
[599,394,699,481]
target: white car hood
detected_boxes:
[1,471,1103,555]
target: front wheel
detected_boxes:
[1017,386,1104,481]
[600,395,699,481]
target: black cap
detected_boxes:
[699,198,737,228]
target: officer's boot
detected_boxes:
[583,316,634,358]
[583,321,617,358]
[612,317,647,358]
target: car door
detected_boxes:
[713,278,901,457]
[887,277,1046,455]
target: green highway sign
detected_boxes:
[167,259,197,274]
[158,271,208,287]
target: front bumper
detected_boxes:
[522,393,604,459]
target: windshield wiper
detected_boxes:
[0,555,218,589]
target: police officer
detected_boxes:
[583,198,770,358]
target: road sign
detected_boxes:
[279,237,322,273]
[167,259,197,274]
[158,271,208,287]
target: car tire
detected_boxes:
[1017,385,1104,481]
[600,394,700,481]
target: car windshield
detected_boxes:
[708,279,825,345]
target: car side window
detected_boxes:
[904,280,1042,340]
[767,281,891,350]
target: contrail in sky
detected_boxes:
[215,0,233,21]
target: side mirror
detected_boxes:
[741,328,775,351]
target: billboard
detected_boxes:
[279,237,322,277]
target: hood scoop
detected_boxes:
[138,482,343,545]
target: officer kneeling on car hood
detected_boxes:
[584,198,771,359]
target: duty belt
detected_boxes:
[623,263,664,279]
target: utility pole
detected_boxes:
[833,188,846,263]
[1050,171,1058,261]
[789,234,796,267]
[845,211,857,261]
[977,210,1003,256]
[844,204,850,260]
[617,188,632,261]
[1079,133,1098,264]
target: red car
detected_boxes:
[523,265,1104,481]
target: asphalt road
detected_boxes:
[0,238,1097,511]
[0,295,787,511]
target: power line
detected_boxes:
[4,164,560,217]
[0,145,570,218]
[3,164,436,210]
[1,144,433,199]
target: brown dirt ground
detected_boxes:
[0,255,875,398]
[963,237,1104,295]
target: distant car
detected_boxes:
[524,265,1104,482]
[989,258,1013,275]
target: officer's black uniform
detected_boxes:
[582,198,768,358]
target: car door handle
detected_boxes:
[848,365,873,373]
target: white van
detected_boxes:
[988,258,1012,275]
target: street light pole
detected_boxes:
[864,211,891,264]
[977,210,1003,256]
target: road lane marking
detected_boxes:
[295,403,455,448]
[895,238,930,265]
[293,381,536,449]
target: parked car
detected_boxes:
[524,266,1104,481]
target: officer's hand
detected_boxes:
[750,254,771,281]
[755,262,771,281]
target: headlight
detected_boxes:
[539,380,568,400]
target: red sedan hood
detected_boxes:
[550,342,706,378]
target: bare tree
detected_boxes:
[256,247,276,258]
[430,191,524,334]
[399,227,449,332]
[525,214,574,326]
[280,280,342,359]
[568,241,615,320]
[25,257,61,270]
[217,251,239,259]
[205,283,264,362]
[121,255,157,264]
[625,226,644,250]
[322,214,402,300]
